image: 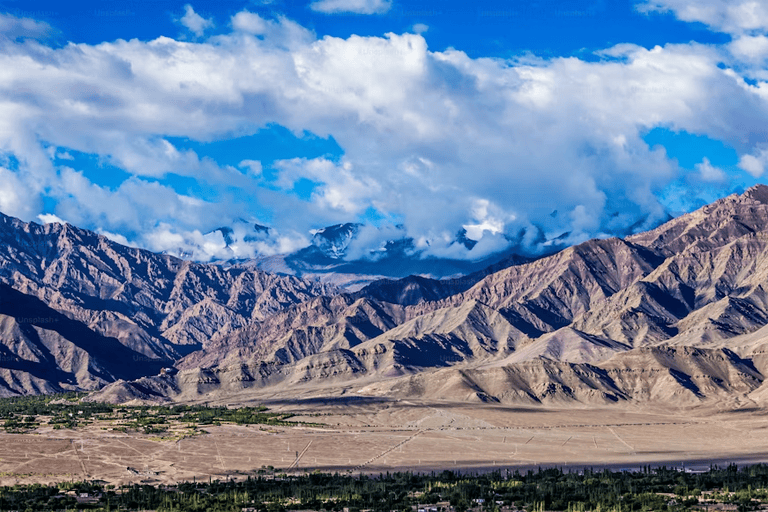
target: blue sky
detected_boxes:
[1,0,730,54]
[0,0,767,261]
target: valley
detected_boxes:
[0,397,766,487]
[5,187,768,486]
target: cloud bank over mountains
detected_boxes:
[0,2,767,261]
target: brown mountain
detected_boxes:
[7,186,768,408]
[0,213,335,395]
[88,185,768,409]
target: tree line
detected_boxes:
[0,463,767,511]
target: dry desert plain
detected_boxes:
[0,397,767,487]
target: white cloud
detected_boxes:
[463,199,508,241]
[274,157,380,214]
[37,213,66,225]
[309,0,392,14]
[232,11,270,34]
[0,13,51,40]
[739,148,768,177]
[730,35,768,63]
[0,167,40,220]
[262,234,310,255]
[2,11,768,261]
[179,5,214,37]
[96,229,134,247]
[141,222,309,260]
[344,224,408,260]
[412,24,429,35]
[144,224,188,253]
[637,0,768,35]
[695,157,727,182]
[239,159,263,176]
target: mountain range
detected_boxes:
[0,214,333,394]
[4,186,768,409]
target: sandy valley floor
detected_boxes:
[0,398,767,487]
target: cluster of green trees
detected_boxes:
[0,392,103,431]
[0,393,302,433]
[168,404,298,427]
[1,464,768,512]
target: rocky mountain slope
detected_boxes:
[90,185,768,409]
[0,213,334,395]
[7,186,768,409]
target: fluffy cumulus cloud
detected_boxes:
[1,6,768,261]
[637,0,768,34]
[37,213,66,225]
[0,167,41,220]
[730,34,768,63]
[274,158,380,215]
[739,147,768,176]
[696,157,728,182]
[232,11,271,34]
[0,13,51,40]
[309,0,392,15]
[637,1,768,81]
[239,159,263,176]
[179,5,214,37]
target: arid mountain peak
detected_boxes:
[628,184,768,255]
